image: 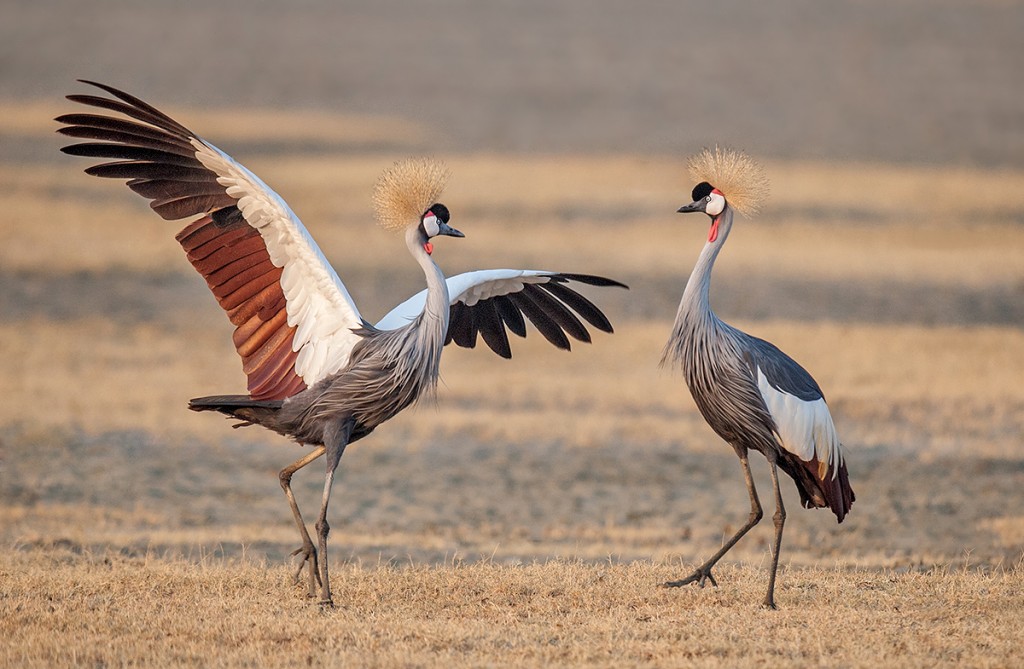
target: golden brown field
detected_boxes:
[2,101,1023,667]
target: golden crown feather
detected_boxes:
[373,157,451,232]
[688,147,770,217]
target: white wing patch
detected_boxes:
[192,139,364,384]
[756,367,844,480]
[375,269,555,330]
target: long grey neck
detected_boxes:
[405,226,450,381]
[681,206,733,318]
[662,206,734,367]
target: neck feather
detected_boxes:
[405,226,450,384]
[661,206,733,367]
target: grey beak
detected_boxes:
[677,201,703,214]
[438,222,465,238]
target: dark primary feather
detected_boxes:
[126,178,225,200]
[539,280,614,333]
[84,161,211,182]
[56,117,196,154]
[446,302,478,348]
[507,291,570,350]
[551,273,628,289]
[60,142,204,167]
[72,78,193,134]
[521,284,591,343]
[473,299,512,358]
[64,93,188,136]
[493,295,528,337]
[57,81,229,222]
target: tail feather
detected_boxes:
[778,450,856,523]
[189,394,286,433]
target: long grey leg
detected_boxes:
[763,453,786,610]
[663,446,764,589]
[315,418,355,607]
[279,445,326,598]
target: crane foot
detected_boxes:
[662,566,718,589]
[291,542,322,597]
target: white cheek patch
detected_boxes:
[706,192,726,217]
[422,212,440,237]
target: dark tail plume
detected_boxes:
[189,395,287,434]
[777,451,855,523]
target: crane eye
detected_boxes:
[705,196,711,202]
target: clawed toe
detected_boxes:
[662,567,718,589]
[291,544,322,590]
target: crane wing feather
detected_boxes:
[741,336,845,479]
[493,294,528,338]
[59,81,364,398]
[375,270,625,358]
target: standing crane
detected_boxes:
[58,81,626,606]
[661,147,854,609]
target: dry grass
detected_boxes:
[2,101,1024,666]
[2,549,1022,669]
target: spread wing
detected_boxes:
[376,270,626,358]
[57,80,363,400]
[742,335,854,521]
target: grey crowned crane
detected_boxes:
[58,81,626,606]
[661,148,854,609]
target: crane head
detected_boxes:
[677,181,726,217]
[420,203,464,255]
[682,147,769,217]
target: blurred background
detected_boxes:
[4,0,1023,163]
[1,0,1022,571]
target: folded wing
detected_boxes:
[376,270,626,358]
[743,335,855,521]
[58,81,364,399]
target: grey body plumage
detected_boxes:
[280,228,449,447]
[664,207,818,464]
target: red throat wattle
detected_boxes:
[424,242,434,255]
[708,217,720,243]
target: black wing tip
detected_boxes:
[74,79,123,97]
[594,319,615,334]
[63,78,104,102]
[61,83,106,116]
[552,273,629,290]
[62,79,194,138]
